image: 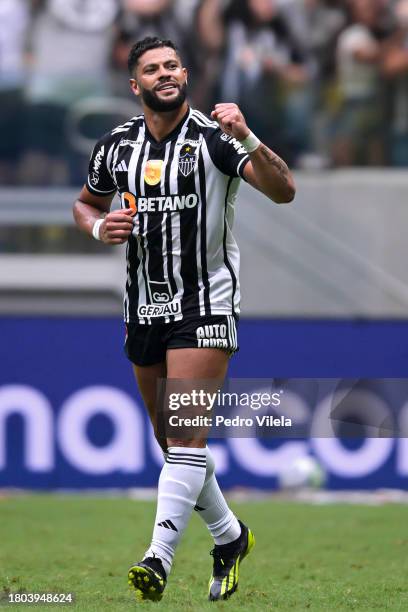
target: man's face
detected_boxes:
[130,47,188,112]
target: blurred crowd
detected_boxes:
[3,0,408,186]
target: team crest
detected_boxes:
[144,159,163,186]
[178,143,198,177]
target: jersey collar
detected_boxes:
[144,107,191,146]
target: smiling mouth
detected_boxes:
[156,83,179,92]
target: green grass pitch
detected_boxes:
[0,495,407,611]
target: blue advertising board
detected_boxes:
[1,317,408,490]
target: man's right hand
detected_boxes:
[100,208,135,244]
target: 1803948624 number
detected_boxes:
[5,592,74,604]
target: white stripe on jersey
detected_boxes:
[193,133,206,316]
[140,142,152,325]
[136,236,146,325]
[200,137,241,315]
[106,143,116,178]
[191,110,218,129]
[190,115,216,130]
[161,141,172,324]
[124,243,131,322]
[111,116,141,135]
[111,141,121,185]
[225,180,241,315]
[160,141,171,193]
[129,125,145,239]
[126,124,146,322]
[169,112,191,321]
[139,142,150,194]
[111,127,133,135]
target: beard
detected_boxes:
[141,82,187,112]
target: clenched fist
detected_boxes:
[211,103,250,141]
[100,208,135,244]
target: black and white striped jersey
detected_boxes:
[86,107,250,324]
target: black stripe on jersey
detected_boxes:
[135,140,149,321]
[139,216,150,314]
[197,152,211,315]
[223,177,237,317]
[124,121,146,322]
[122,134,139,323]
[125,240,138,322]
[165,140,178,301]
[145,145,167,297]
[112,142,134,193]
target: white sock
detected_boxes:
[194,447,241,545]
[144,446,206,576]
[162,447,241,546]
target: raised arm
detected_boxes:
[211,103,296,203]
[73,185,135,244]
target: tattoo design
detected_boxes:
[259,145,290,185]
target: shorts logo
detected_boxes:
[144,160,163,185]
[178,143,197,177]
[196,324,228,348]
[138,298,181,318]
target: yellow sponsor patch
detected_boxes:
[144,159,163,185]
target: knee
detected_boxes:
[166,438,206,448]
[163,442,215,482]
[157,437,168,453]
[205,446,215,481]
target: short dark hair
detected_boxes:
[128,36,179,75]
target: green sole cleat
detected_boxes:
[128,557,167,602]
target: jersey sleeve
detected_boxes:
[86,132,117,196]
[206,129,250,179]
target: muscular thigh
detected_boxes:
[166,347,229,378]
[128,318,233,449]
[166,348,229,447]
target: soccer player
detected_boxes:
[73,36,295,602]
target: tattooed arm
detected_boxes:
[243,144,296,203]
[211,102,296,203]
